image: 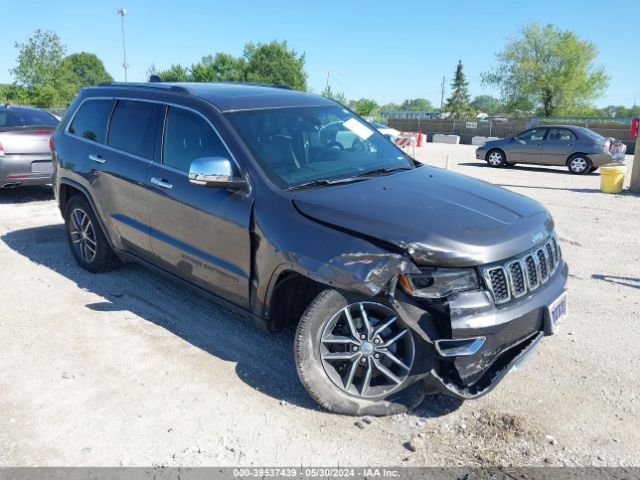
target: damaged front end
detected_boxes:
[387,237,568,399]
[323,235,568,401]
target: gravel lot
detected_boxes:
[0,143,638,467]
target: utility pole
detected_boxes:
[117,8,129,81]
[440,76,445,113]
[631,136,640,193]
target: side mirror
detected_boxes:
[188,156,245,189]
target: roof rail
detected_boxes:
[226,81,294,90]
[96,82,190,94]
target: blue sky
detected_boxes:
[1,0,637,107]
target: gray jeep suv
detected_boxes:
[52,82,568,416]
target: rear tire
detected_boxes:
[486,149,507,168]
[567,155,592,175]
[294,289,428,416]
[64,195,119,273]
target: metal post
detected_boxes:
[118,8,129,81]
[630,137,640,193]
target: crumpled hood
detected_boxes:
[292,166,554,267]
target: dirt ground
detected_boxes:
[0,143,638,467]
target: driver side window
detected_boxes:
[518,128,547,142]
[162,107,229,173]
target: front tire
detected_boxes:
[294,289,426,416]
[567,155,592,174]
[64,195,119,273]
[486,149,507,168]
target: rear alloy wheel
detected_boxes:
[64,195,119,273]
[567,155,592,175]
[294,289,426,416]
[486,149,506,168]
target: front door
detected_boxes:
[146,105,252,308]
[509,128,547,163]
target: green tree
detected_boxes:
[351,98,378,116]
[445,60,471,118]
[243,40,307,90]
[399,98,434,111]
[202,53,246,81]
[482,22,609,116]
[320,85,347,105]
[11,30,66,89]
[379,102,401,112]
[57,52,112,103]
[470,95,503,114]
[158,64,190,82]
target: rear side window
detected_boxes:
[162,107,229,172]
[0,108,58,128]
[107,100,161,159]
[547,128,577,141]
[68,100,113,143]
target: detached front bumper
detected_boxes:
[394,261,568,399]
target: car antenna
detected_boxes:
[148,75,163,83]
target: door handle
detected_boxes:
[89,154,106,164]
[150,177,173,189]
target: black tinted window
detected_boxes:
[0,108,59,128]
[163,107,229,172]
[69,100,112,143]
[108,100,161,159]
[547,128,577,141]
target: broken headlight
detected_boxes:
[399,268,479,299]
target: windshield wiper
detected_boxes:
[354,166,413,177]
[286,177,366,191]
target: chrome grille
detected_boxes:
[488,267,510,302]
[524,255,539,289]
[536,249,548,280]
[483,233,562,305]
[508,261,527,297]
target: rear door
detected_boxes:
[81,99,162,258]
[146,105,252,307]
[509,128,547,163]
[540,127,578,165]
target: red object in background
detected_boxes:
[631,117,639,139]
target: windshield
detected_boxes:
[0,108,59,128]
[225,106,413,189]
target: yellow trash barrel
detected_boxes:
[600,165,626,194]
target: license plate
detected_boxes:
[547,291,568,333]
[31,161,53,174]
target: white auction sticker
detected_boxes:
[343,118,374,140]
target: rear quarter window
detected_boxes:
[68,99,113,143]
[107,100,162,159]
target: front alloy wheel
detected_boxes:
[487,150,506,168]
[320,301,415,398]
[294,289,425,416]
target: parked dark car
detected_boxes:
[52,82,568,416]
[0,105,59,188]
[475,125,625,174]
